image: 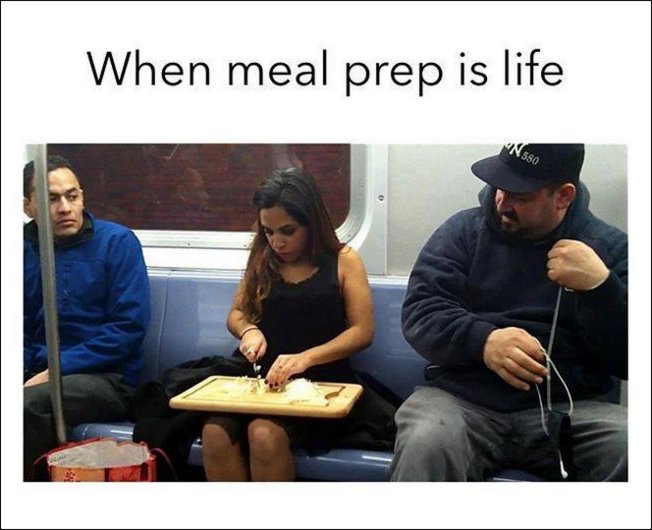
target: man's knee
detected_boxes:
[574,402,628,481]
[24,384,51,415]
[391,410,472,481]
[395,401,467,459]
[603,417,628,479]
[592,403,628,458]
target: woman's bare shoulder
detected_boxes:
[338,246,366,273]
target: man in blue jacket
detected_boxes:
[390,144,627,481]
[23,155,150,479]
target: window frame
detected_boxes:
[140,144,389,274]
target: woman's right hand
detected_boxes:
[239,329,267,362]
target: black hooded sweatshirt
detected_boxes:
[401,183,627,412]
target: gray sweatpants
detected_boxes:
[24,373,134,480]
[389,386,627,481]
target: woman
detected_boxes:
[202,168,388,481]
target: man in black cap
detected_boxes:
[390,144,627,481]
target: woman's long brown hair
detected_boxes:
[240,168,344,322]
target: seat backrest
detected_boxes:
[139,271,169,383]
[157,272,240,378]
[350,280,427,401]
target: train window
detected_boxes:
[47,143,349,232]
[43,144,382,271]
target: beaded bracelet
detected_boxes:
[240,326,259,339]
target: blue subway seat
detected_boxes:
[68,271,542,482]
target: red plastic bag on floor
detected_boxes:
[42,438,157,482]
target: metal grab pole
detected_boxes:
[33,145,67,444]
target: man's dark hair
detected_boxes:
[23,155,77,198]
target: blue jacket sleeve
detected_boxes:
[23,274,46,377]
[24,341,45,380]
[58,230,150,377]
[401,213,496,369]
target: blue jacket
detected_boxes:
[24,211,150,387]
[402,183,627,411]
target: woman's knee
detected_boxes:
[202,417,242,459]
[248,419,290,461]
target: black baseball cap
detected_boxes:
[471,143,585,193]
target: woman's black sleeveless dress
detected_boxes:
[240,252,396,450]
[256,252,356,383]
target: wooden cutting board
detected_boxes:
[169,376,364,418]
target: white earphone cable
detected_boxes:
[546,285,564,410]
[533,285,573,479]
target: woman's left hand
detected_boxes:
[265,353,309,389]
